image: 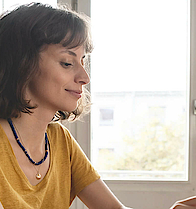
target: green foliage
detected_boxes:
[96,110,186,173]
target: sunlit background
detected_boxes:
[91,0,189,180]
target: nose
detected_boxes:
[75,65,90,85]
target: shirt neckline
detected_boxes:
[0,124,53,189]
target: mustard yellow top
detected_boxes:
[0,122,100,209]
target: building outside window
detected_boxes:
[91,0,189,181]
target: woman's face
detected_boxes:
[26,44,90,114]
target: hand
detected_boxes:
[170,196,196,209]
[119,206,133,209]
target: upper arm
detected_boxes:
[77,178,124,209]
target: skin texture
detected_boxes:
[0,44,132,208]
[26,44,90,115]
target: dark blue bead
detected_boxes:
[7,118,49,166]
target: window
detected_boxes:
[99,108,114,126]
[70,0,196,208]
[91,0,189,181]
[3,0,195,208]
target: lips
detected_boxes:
[65,89,82,99]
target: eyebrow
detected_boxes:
[61,50,77,57]
[61,50,86,59]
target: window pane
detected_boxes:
[91,0,189,180]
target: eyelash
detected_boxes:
[61,62,73,68]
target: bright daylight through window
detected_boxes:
[91,0,189,181]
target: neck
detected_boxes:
[10,108,55,150]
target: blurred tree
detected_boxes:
[96,110,185,174]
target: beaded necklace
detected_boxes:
[7,118,49,180]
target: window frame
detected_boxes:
[0,0,195,207]
[65,0,196,195]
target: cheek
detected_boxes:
[50,71,74,88]
[26,78,44,99]
[27,64,74,97]
[26,72,51,96]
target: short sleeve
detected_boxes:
[67,131,100,204]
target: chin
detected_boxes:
[57,101,79,114]
[62,105,78,113]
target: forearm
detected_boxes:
[78,179,133,209]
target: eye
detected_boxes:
[60,62,73,68]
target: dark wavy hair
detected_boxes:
[0,2,93,121]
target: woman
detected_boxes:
[0,3,131,209]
